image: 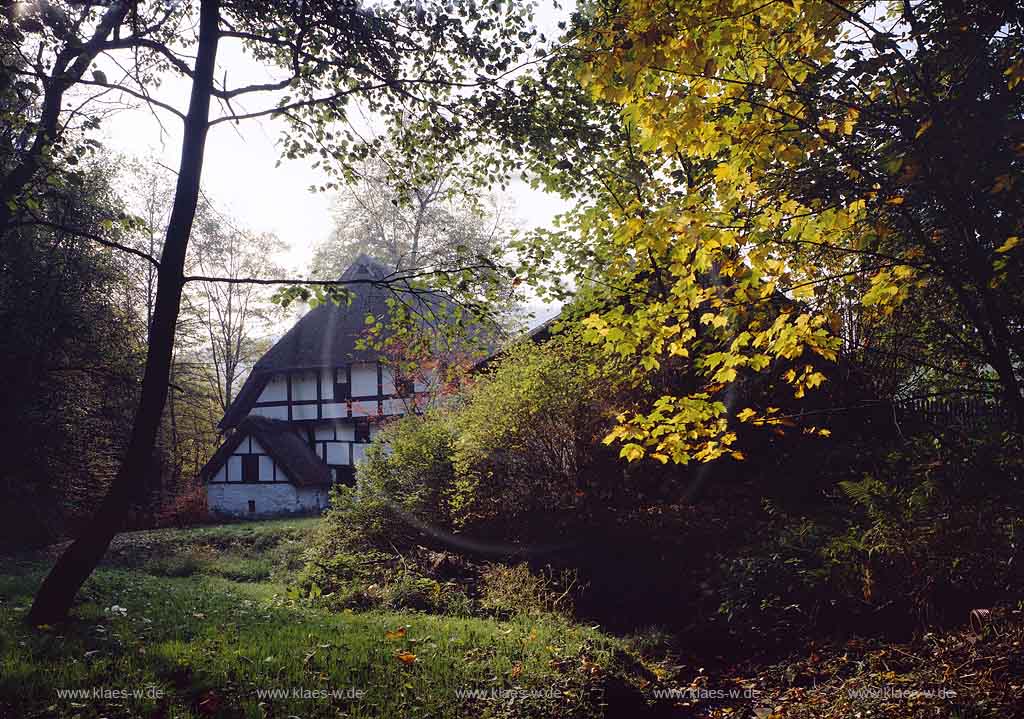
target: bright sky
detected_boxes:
[96,1,572,327]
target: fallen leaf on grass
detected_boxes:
[197,690,221,716]
[396,650,417,664]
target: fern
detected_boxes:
[838,477,891,514]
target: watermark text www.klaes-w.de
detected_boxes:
[56,687,165,700]
[254,687,366,700]
[846,686,957,700]
[455,687,561,703]
[651,687,761,700]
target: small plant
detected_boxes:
[479,563,579,619]
[144,553,206,578]
[208,557,272,583]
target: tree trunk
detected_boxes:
[26,0,220,626]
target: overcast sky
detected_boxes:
[94,1,572,327]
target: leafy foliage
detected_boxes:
[716,430,1024,640]
[487,0,1024,465]
[0,155,146,546]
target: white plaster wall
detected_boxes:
[258,455,275,481]
[350,400,376,417]
[207,483,326,517]
[258,374,287,402]
[292,370,319,401]
[322,402,346,418]
[381,398,405,416]
[292,404,318,420]
[381,366,396,395]
[250,405,288,420]
[321,369,335,400]
[352,443,368,465]
[351,363,377,396]
[325,442,349,465]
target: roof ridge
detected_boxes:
[339,253,392,281]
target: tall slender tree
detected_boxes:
[16,0,539,623]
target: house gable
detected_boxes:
[202,416,331,488]
[204,254,471,512]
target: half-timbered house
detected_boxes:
[201,254,436,517]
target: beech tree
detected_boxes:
[491,0,1024,465]
[187,209,285,413]
[4,0,538,624]
[310,144,508,274]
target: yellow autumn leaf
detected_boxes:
[791,283,814,299]
[396,650,417,664]
[620,443,645,462]
[996,236,1020,253]
[991,174,1012,194]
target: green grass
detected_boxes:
[0,520,621,718]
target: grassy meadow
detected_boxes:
[0,519,618,719]
[2,518,1021,719]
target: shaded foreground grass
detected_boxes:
[3,518,1022,719]
[0,519,616,718]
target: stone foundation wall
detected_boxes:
[207,483,327,517]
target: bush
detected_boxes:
[153,479,210,528]
[715,431,1024,640]
[319,410,458,554]
[478,563,579,619]
[296,546,474,615]
[451,333,623,538]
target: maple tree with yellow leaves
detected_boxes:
[503,0,1024,463]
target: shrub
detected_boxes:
[153,479,210,528]
[319,410,458,554]
[296,547,474,615]
[478,563,579,619]
[715,431,1024,639]
[451,333,623,538]
[822,474,1024,627]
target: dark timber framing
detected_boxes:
[250,362,419,420]
[316,370,323,420]
[308,419,375,471]
[377,363,384,415]
[286,370,293,421]
[207,446,286,484]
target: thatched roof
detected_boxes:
[201,415,331,487]
[254,254,396,372]
[222,254,401,429]
[219,253,494,429]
